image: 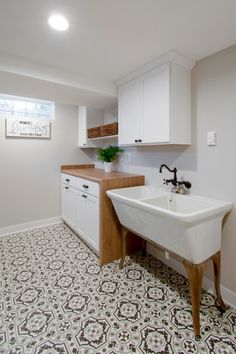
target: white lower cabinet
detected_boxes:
[61,185,77,228]
[75,191,99,253]
[61,173,100,253]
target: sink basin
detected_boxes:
[107,186,232,264]
[140,193,231,224]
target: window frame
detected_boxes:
[0,94,55,120]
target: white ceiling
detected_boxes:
[0,0,236,107]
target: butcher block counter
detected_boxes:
[61,163,143,182]
[61,164,145,265]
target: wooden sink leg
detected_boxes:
[142,239,147,257]
[120,227,128,269]
[212,251,226,310]
[183,259,207,340]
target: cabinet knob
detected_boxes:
[135,139,138,143]
[83,184,89,189]
[138,139,142,142]
[65,186,69,189]
[65,178,70,182]
[82,194,87,198]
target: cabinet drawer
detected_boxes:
[61,173,79,189]
[77,177,100,197]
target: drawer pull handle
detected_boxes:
[83,184,89,189]
[65,186,69,190]
[65,178,70,182]
[82,194,87,198]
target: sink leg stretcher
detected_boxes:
[119,226,226,340]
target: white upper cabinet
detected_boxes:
[78,106,104,148]
[118,80,142,145]
[118,52,194,146]
[78,106,87,147]
[142,64,170,143]
[78,106,118,148]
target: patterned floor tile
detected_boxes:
[0,222,236,354]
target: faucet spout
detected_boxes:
[159,164,176,174]
[159,164,177,186]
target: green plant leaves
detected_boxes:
[97,145,123,162]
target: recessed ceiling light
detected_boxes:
[48,14,69,31]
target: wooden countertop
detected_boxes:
[61,164,144,183]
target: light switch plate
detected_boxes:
[207,131,216,146]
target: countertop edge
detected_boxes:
[61,165,145,183]
[61,164,95,171]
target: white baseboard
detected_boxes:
[147,243,236,310]
[0,216,62,236]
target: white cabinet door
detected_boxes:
[78,106,87,147]
[75,192,100,253]
[117,61,191,145]
[62,176,100,254]
[143,65,170,143]
[78,106,105,148]
[75,191,86,239]
[118,80,142,145]
[61,185,77,227]
[84,194,99,252]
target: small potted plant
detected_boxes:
[97,145,123,172]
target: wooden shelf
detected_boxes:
[88,134,118,141]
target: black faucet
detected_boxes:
[159,164,191,192]
[159,164,178,186]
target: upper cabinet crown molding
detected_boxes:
[116,50,195,87]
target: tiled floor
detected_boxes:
[0,223,236,354]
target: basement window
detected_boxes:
[0,94,55,120]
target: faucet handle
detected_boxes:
[184,181,191,189]
[177,180,192,189]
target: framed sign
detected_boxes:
[5,118,51,139]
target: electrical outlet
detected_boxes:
[126,152,132,163]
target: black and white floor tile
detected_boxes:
[0,223,236,354]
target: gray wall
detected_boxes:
[0,102,92,228]
[102,45,236,294]
[190,45,236,294]
[1,44,236,294]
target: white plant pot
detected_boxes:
[104,162,112,173]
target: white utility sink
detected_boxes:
[107,186,232,264]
